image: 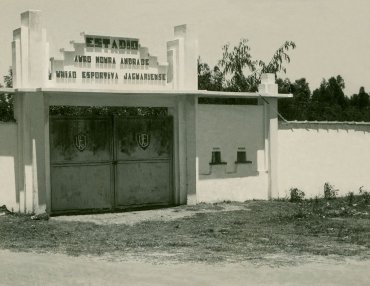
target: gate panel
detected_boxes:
[49,116,173,213]
[115,117,172,161]
[50,118,113,213]
[50,118,112,162]
[51,164,112,211]
[115,117,173,208]
[116,161,171,206]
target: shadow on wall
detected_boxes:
[199,163,259,179]
[198,149,262,179]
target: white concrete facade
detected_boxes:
[0,10,288,214]
[197,104,268,202]
[0,123,18,212]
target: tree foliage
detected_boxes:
[199,39,296,92]
[197,37,370,122]
[277,78,311,120]
[198,57,223,91]
[0,69,14,122]
[277,76,370,122]
[3,69,12,88]
[258,41,296,75]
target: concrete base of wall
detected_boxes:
[197,172,268,203]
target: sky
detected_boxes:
[0,0,369,95]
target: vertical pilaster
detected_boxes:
[44,95,51,213]
[185,94,198,204]
[11,29,21,88]
[168,107,180,205]
[15,92,48,214]
[14,93,25,212]
[12,10,50,213]
[258,74,279,199]
[268,98,278,199]
[177,95,187,204]
[167,40,180,89]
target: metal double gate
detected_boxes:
[49,116,173,214]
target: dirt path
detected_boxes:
[1,250,369,286]
[51,204,247,225]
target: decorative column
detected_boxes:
[12,10,49,88]
[167,24,199,204]
[167,25,198,90]
[12,10,50,213]
[185,94,198,205]
[258,74,279,199]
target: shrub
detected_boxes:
[289,188,305,202]
[359,186,370,204]
[311,196,320,212]
[346,192,355,204]
[324,182,338,200]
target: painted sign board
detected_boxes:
[49,34,169,90]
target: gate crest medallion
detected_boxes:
[136,133,150,150]
[74,133,88,152]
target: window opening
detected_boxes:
[235,148,252,164]
[210,148,226,165]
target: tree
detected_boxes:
[277,78,311,120]
[350,87,369,110]
[219,39,258,92]
[198,57,223,91]
[0,69,14,122]
[219,39,296,92]
[198,58,212,90]
[3,69,12,88]
[198,39,296,92]
[346,87,370,121]
[357,87,370,109]
[309,76,348,121]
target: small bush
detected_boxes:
[310,196,320,212]
[289,188,305,202]
[324,182,338,200]
[359,186,370,204]
[346,192,355,204]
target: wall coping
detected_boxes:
[280,120,370,126]
[1,87,292,98]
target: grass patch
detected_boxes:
[0,200,369,264]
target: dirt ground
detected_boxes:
[1,200,370,285]
[1,249,370,286]
[51,204,246,225]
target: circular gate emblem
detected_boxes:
[74,133,88,151]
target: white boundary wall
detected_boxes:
[278,122,370,198]
[3,116,370,209]
[0,122,18,211]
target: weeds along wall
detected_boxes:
[278,122,370,198]
[196,104,268,202]
[0,122,18,212]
